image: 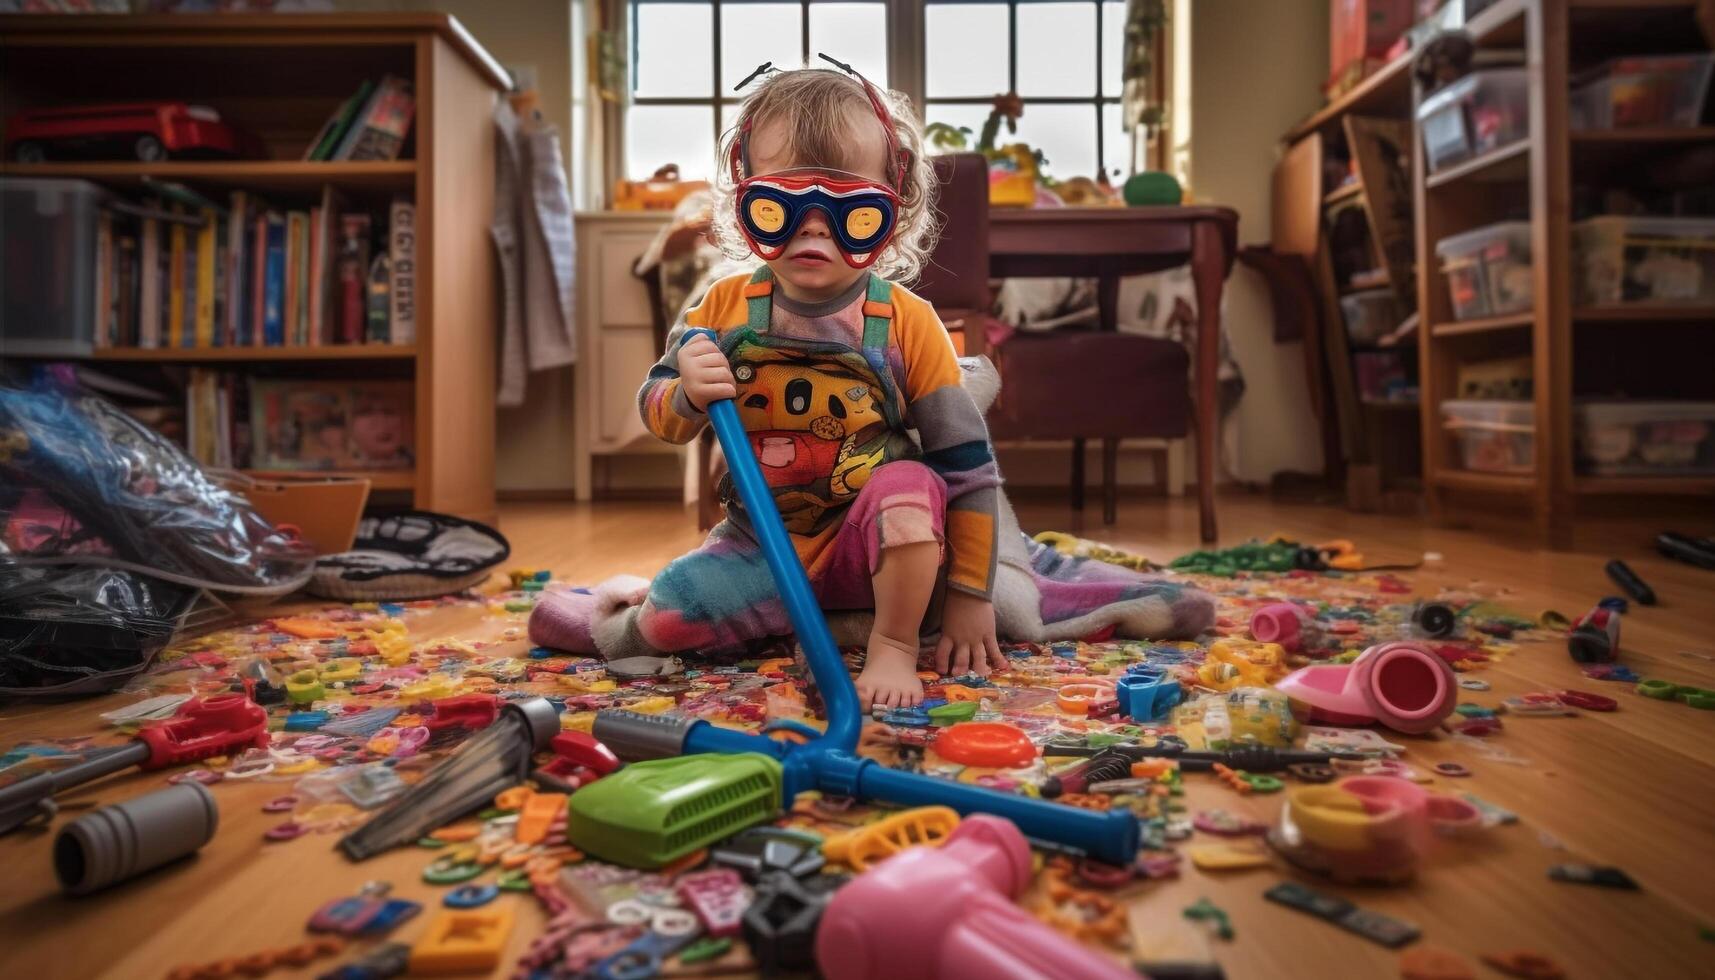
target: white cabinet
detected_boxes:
[573,211,676,501]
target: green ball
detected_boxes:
[1123,171,1183,207]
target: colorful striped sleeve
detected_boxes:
[891,284,1002,600]
[636,275,744,445]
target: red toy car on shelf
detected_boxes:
[5,102,264,163]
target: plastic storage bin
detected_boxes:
[1442,400,1535,474]
[1418,68,1530,173]
[1435,221,1533,320]
[1575,401,1715,476]
[1570,54,1715,130]
[1340,288,1402,344]
[0,178,107,356]
[1573,215,1715,306]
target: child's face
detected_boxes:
[748,112,891,302]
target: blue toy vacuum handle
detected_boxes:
[681,328,863,752]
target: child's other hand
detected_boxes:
[677,335,737,411]
[936,592,1006,677]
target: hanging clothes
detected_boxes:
[491,99,578,407]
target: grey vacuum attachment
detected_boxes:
[54,781,218,896]
[337,697,561,861]
[593,710,694,761]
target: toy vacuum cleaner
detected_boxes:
[590,332,1140,865]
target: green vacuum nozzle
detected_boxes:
[567,753,783,869]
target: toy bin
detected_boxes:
[1573,216,1715,306]
[1441,400,1535,474]
[0,178,108,356]
[1417,68,1529,173]
[1435,222,1533,320]
[1340,288,1402,344]
[1570,54,1715,130]
[1575,401,1715,476]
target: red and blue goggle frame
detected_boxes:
[735,170,901,269]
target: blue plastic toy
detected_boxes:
[1116,665,1182,722]
[593,330,1140,864]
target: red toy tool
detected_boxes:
[534,731,622,790]
[0,694,268,834]
[422,694,502,735]
[1568,606,1620,663]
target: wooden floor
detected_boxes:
[2,492,1712,978]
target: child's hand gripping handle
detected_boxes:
[678,328,862,751]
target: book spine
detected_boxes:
[139,215,160,349]
[367,252,391,343]
[181,213,198,348]
[251,212,268,346]
[308,206,323,346]
[337,215,371,345]
[263,213,286,346]
[93,212,112,349]
[226,191,247,346]
[284,213,301,346]
[388,198,416,345]
[116,234,137,348]
[167,209,186,348]
[293,212,311,345]
[194,207,216,348]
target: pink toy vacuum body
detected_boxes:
[816,814,1132,980]
[1250,602,1317,651]
[1275,641,1455,734]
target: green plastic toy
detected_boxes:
[927,701,978,726]
[567,753,783,868]
[1637,679,1715,709]
[1122,171,1183,207]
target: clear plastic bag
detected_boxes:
[0,382,313,594]
[0,562,195,697]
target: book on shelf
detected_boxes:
[249,378,415,472]
[388,198,416,345]
[366,252,391,343]
[331,75,415,162]
[337,213,372,345]
[63,185,413,354]
[305,79,374,162]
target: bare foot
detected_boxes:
[856,632,924,709]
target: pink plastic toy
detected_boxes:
[1249,602,1317,651]
[1275,641,1455,734]
[815,814,1132,980]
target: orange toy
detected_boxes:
[1056,680,1117,715]
[931,722,1038,769]
[270,617,343,639]
[822,806,961,871]
[514,792,568,845]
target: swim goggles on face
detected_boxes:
[735,168,901,269]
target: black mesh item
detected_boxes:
[308,510,510,600]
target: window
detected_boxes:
[627,1,890,180]
[924,1,1129,182]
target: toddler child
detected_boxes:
[631,59,997,708]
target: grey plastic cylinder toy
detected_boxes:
[54,781,219,896]
[593,710,693,760]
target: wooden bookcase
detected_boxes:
[1412,0,1715,545]
[0,14,508,521]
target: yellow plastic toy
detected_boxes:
[399,675,457,703]
[319,658,363,684]
[821,805,961,871]
[408,907,515,975]
[1196,640,1288,691]
[285,669,324,706]
[988,144,1040,208]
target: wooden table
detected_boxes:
[988,207,1240,542]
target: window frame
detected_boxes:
[920,0,1123,179]
[627,0,893,182]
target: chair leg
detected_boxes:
[1102,437,1119,525]
[1070,438,1086,511]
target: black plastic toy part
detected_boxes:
[316,942,412,980]
[1044,742,1361,773]
[1656,532,1715,571]
[711,827,825,881]
[1411,601,1458,638]
[54,781,219,896]
[741,869,847,975]
[1604,559,1656,606]
[1041,750,1134,798]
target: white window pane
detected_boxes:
[629,105,717,181]
[1017,2,1096,97]
[635,2,713,98]
[926,3,1008,98]
[923,103,993,154]
[723,3,803,93]
[1102,1,1125,97]
[721,101,744,140]
[1102,102,1130,179]
[1013,102,1098,180]
[810,3,889,85]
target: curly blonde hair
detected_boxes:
[712,65,938,283]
